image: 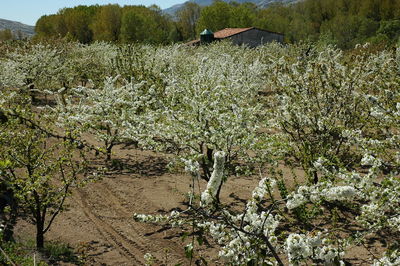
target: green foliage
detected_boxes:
[33,0,400,47]
[35,4,178,44]
[376,20,400,42]
[0,103,88,248]
[229,3,257,28]
[194,0,400,48]
[120,9,144,43]
[43,241,84,265]
[184,243,194,259]
[0,240,47,265]
[60,5,98,43]
[0,29,13,41]
[277,179,289,200]
[196,1,233,33]
[176,2,201,41]
[0,237,83,265]
[91,4,121,42]
[196,1,258,33]
[278,0,400,47]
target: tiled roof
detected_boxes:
[213,27,254,39]
[186,39,200,45]
[185,28,253,45]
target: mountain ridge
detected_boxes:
[0,18,35,37]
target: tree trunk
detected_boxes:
[106,145,113,161]
[2,192,17,242]
[0,110,8,124]
[0,187,17,242]
[200,159,211,181]
[200,146,214,181]
[28,81,36,103]
[313,170,318,184]
[215,181,223,205]
[34,191,45,249]
[206,147,213,165]
[36,221,44,249]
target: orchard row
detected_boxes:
[0,41,399,264]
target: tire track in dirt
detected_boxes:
[76,178,187,265]
[100,179,186,258]
[75,188,162,265]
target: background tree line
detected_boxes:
[34,0,400,49]
[0,29,28,41]
[35,4,179,44]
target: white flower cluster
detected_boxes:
[360,154,382,169]
[0,44,69,93]
[153,42,267,178]
[373,250,400,266]
[52,75,156,159]
[286,183,358,210]
[387,215,400,231]
[322,186,358,202]
[285,233,313,262]
[285,233,344,265]
[197,177,281,265]
[144,252,155,266]
[133,210,182,227]
[286,187,309,209]
[356,175,400,232]
[134,176,280,265]
[182,158,200,178]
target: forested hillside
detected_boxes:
[163,0,299,16]
[0,18,34,40]
[34,0,400,48]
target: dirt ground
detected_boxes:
[14,141,387,265]
[15,143,263,266]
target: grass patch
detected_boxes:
[0,237,85,266]
[0,240,46,266]
[43,241,84,265]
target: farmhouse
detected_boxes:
[187,27,284,47]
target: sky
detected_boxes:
[0,0,184,26]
